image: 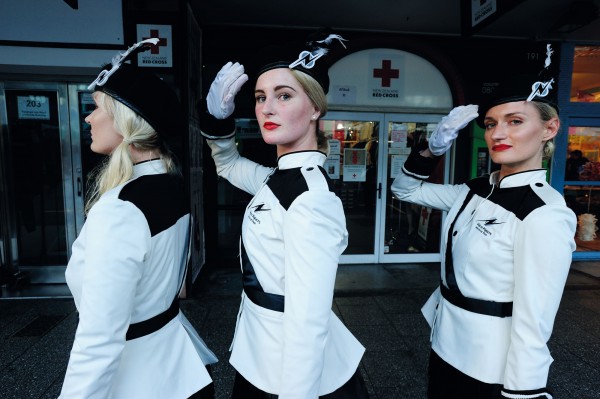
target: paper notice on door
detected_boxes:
[17,96,50,120]
[325,154,340,179]
[390,123,408,148]
[390,154,408,178]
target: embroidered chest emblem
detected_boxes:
[475,218,505,237]
[247,203,270,225]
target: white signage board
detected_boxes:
[17,96,50,120]
[136,25,173,68]
[471,0,497,27]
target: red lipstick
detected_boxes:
[492,144,512,151]
[263,122,279,130]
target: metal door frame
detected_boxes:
[0,81,85,283]
[68,84,89,235]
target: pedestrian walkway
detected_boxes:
[1,262,599,398]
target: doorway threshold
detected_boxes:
[0,284,72,300]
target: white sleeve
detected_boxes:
[60,198,150,398]
[391,169,463,212]
[206,137,273,195]
[504,204,576,391]
[279,190,347,398]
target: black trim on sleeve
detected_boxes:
[199,112,235,139]
[198,100,235,139]
[402,148,442,180]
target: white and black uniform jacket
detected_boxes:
[207,138,365,399]
[391,150,576,398]
[60,160,217,399]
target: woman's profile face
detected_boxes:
[255,68,319,154]
[85,93,123,155]
[483,101,557,176]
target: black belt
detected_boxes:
[240,241,285,313]
[440,284,512,318]
[126,296,180,340]
[244,286,284,312]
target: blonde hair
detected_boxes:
[532,101,560,159]
[290,69,330,154]
[85,92,177,214]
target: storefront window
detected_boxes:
[565,126,600,252]
[570,46,600,103]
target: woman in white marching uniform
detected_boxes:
[200,34,369,399]
[59,39,217,399]
[392,46,576,398]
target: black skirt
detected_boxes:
[427,349,502,399]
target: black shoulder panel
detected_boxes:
[119,174,189,236]
[488,185,545,221]
[466,175,492,196]
[267,168,308,211]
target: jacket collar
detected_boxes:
[132,159,166,179]
[277,150,327,170]
[490,169,548,188]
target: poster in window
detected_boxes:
[343,148,367,182]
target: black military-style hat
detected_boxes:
[88,38,184,139]
[250,31,348,94]
[476,44,559,128]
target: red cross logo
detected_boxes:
[143,30,167,54]
[373,60,399,87]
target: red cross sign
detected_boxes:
[373,60,399,87]
[143,29,168,54]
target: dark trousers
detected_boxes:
[231,368,370,399]
[427,350,502,399]
[188,365,216,399]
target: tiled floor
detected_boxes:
[1,262,600,398]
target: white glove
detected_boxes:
[206,61,248,119]
[428,105,479,156]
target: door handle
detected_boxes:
[76,168,82,197]
[377,182,382,199]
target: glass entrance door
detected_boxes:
[380,114,448,263]
[322,112,449,263]
[321,112,385,263]
[0,82,90,284]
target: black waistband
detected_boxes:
[126,296,180,340]
[240,241,285,312]
[244,287,284,312]
[440,284,512,318]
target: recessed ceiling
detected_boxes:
[191,0,600,42]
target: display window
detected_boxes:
[565,126,600,252]
[570,46,600,103]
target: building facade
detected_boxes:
[1,1,599,294]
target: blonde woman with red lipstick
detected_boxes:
[392,69,576,397]
[200,33,369,399]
